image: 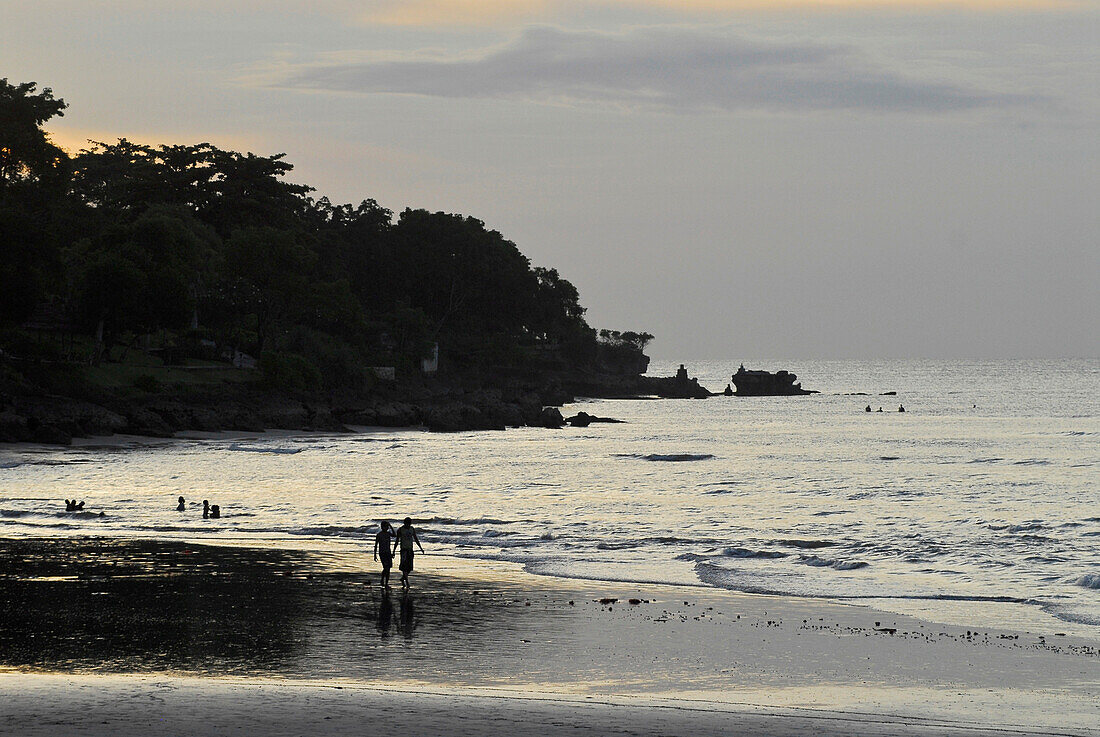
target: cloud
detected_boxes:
[361,0,1073,26]
[276,26,1033,114]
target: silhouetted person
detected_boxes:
[75,501,84,510]
[877,407,883,413]
[210,504,220,519]
[176,496,186,512]
[898,405,905,412]
[374,521,395,587]
[394,517,424,590]
[865,405,872,412]
[65,499,74,511]
[202,500,210,519]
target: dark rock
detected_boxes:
[11,397,127,439]
[342,408,378,426]
[567,411,592,427]
[537,407,564,429]
[564,411,624,427]
[730,364,816,396]
[644,364,712,399]
[258,399,311,430]
[426,403,483,432]
[374,402,419,427]
[304,403,340,430]
[0,411,32,442]
[31,423,72,445]
[123,407,175,437]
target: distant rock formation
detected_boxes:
[730,364,816,396]
[643,364,712,399]
[564,411,625,427]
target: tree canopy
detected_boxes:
[0,78,650,392]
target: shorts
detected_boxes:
[379,553,393,571]
[399,548,414,573]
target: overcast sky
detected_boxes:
[3,0,1097,358]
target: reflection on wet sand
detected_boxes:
[376,591,393,637]
[399,594,417,640]
[0,538,564,681]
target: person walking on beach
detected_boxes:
[393,517,424,590]
[374,521,396,587]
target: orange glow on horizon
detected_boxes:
[364,0,1073,26]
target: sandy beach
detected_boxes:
[0,538,1097,736]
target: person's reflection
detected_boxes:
[399,593,417,639]
[376,590,393,637]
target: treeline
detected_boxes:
[0,79,651,394]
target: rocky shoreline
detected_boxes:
[0,368,708,445]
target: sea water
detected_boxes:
[1,359,1097,636]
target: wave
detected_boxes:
[613,453,715,462]
[967,457,1004,464]
[797,555,868,570]
[426,516,533,526]
[778,539,836,549]
[1073,573,1100,590]
[227,444,302,454]
[1012,459,1051,466]
[695,562,1026,603]
[879,456,901,461]
[1,509,106,520]
[0,458,94,467]
[721,546,787,559]
[988,521,1047,533]
[596,540,643,550]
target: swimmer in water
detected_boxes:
[176,496,186,512]
[202,500,210,519]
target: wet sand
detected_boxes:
[0,538,1097,736]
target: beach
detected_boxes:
[1,538,1097,736]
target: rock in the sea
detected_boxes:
[644,364,712,399]
[567,411,593,427]
[730,364,816,396]
[426,403,485,432]
[564,411,624,427]
[537,407,565,429]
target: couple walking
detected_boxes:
[373,517,424,590]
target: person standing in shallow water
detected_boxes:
[374,521,396,587]
[176,496,186,512]
[393,517,424,590]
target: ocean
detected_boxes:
[2,359,1097,636]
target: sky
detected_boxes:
[3,0,1097,359]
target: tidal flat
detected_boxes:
[1,537,1097,736]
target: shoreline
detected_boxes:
[1,537,1097,735]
